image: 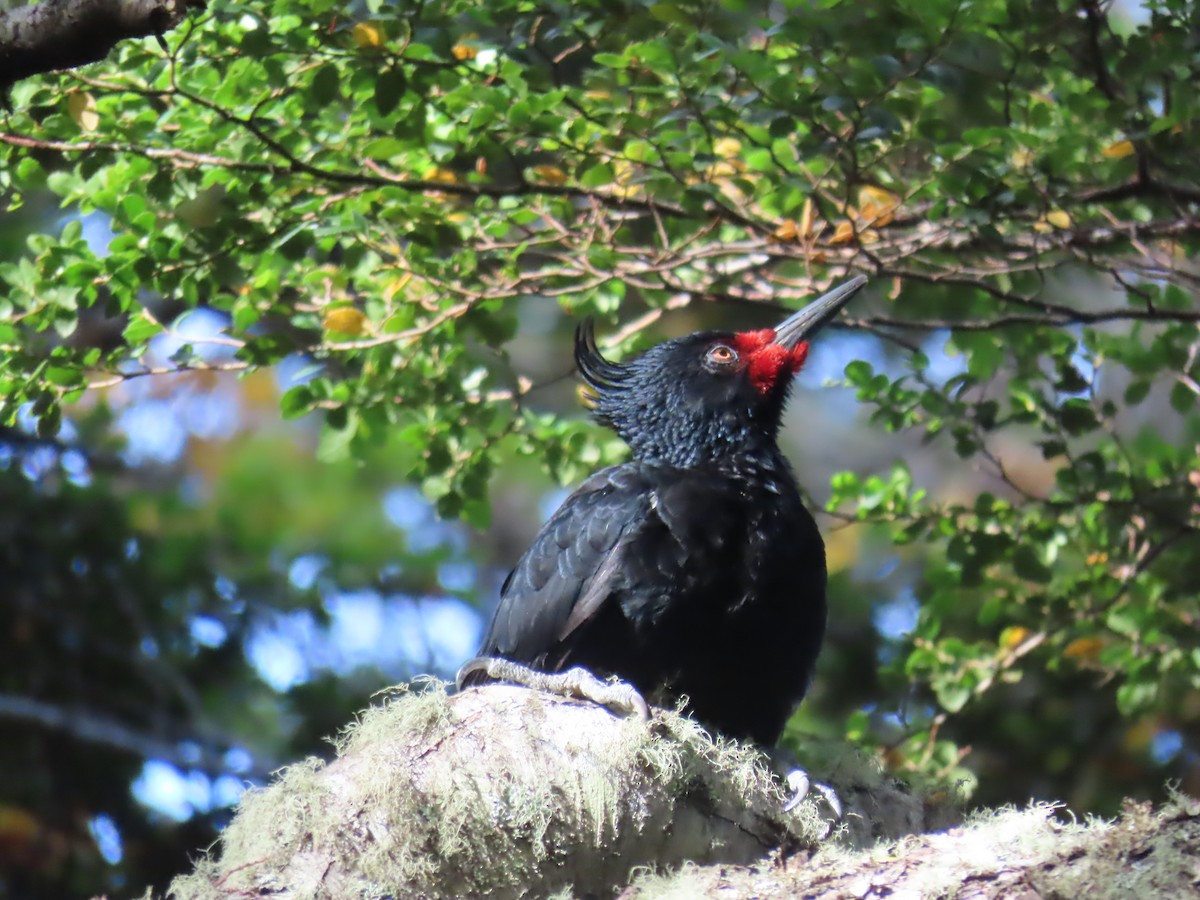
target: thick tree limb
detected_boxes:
[0,0,197,94]
[162,681,951,899]
[621,798,1200,899]
[161,681,1199,899]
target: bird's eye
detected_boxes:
[705,344,738,367]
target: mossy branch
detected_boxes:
[160,681,1198,899]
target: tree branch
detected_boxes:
[163,683,954,899]
[620,797,1200,899]
[160,681,1200,900]
[0,0,199,95]
[0,691,270,778]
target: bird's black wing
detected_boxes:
[476,462,740,671]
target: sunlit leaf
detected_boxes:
[352,22,383,48]
[67,91,98,131]
[323,307,368,336]
[1102,140,1135,159]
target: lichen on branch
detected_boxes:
[165,680,948,900]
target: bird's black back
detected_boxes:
[474,454,826,745]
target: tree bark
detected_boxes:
[620,797,1200,899]
[0,0,196,94]
[161,682,1200,900]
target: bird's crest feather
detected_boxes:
[575,320,629,393]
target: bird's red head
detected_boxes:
[729,329,811,395]
[575,276,867,467]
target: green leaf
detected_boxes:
[123,312,164,346]
[312,65,340,105]
[578,163,614,188]
[1116,681,1157,715]
[1013,546,1051,584]
[1169,382,1195,413]
[318,408,357,462]
[45,366,81,388]
[1056,364,1089,393]
[280,384,313,419]
[1058,399,1098,435]
[374,68,407,116]
[935,681,971,713]
[592,53,628,68]
[844,359,874,387]
[363,138,407,159]
[35,402,61,439]
[650,3,690,24]
[1123,380,1150,405]
[16,157,46,187]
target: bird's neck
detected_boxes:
[624,406,790,469]
[711,446,798,491]
[636,438,796,487]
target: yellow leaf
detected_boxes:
[1011,148,1035,169]
[1102,139,1135,159]
[860,185,895,203]
[451,44,478,61]
[772,219,798,242]
[1046,209,1072,229]
[384,273,413,302]
[1000,626,1031,649]
[424,167,459,184]
[857,185,900,226]
[323,307,368,336]
[707,160,740,178]
[713,137,742,159]
[352,22,383,48]
[798,197,814,239]
[67,91,98,132]
[830,220,855,244]
[532,165,568,185]
[1064,637,1105,661]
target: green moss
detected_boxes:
[167,681,905,899]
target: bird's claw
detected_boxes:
[783,767,842,818]
[456,656,651,721]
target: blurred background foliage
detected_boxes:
[1,0,1199,895]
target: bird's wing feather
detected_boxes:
[480,465,655,663]
[478,463,744,668]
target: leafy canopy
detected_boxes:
[2,0,1199,873]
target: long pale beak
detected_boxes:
[772,275,867,349]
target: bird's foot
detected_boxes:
[783,767,842,817]
[764,746,841,817]
[456,656,651,721]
